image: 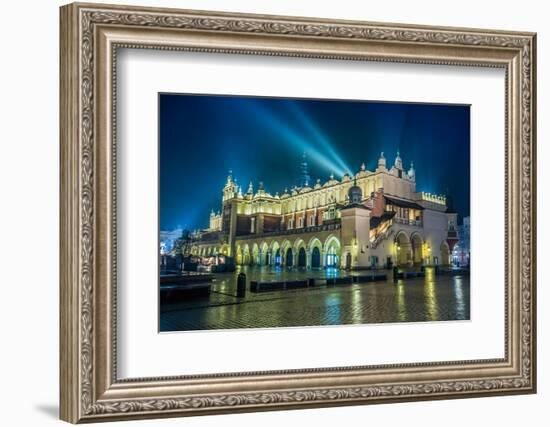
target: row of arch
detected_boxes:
[235,235,342,268]
[394,230,450,266]
[191,232,451,268]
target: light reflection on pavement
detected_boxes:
[160,266,470,332]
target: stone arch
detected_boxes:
[440,241,450,266]
[297,247,307,267]
[307,237,323,268]
[410,232,424,265]
[285,246,294,267]
[281,240,292,267]
[235,244,243,265]
[311,247,321,268]
[293,238,306,251]
[270,241,281,266]
[252,243,260,266]
[242,243,251,265]
[260,241,269,266]
[324,235,341,268]
[293,239,307,268]
[395,230,411,267]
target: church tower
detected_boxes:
[221,170,238,256]
[340,180,370,269]
[300,151,311,188]
[222,170,237,202]
[394,151,403,170]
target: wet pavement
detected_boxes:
[160,266,470,332]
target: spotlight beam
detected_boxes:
[288,101,352,174]
[246,100,347,177]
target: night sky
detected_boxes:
[159,94,470,231]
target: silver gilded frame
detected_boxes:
[60,2,537,423]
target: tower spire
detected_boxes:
[377,152,386,169]
[300,151,310,187]
[394,151,403,169]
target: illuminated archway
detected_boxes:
[298,247,307,267]
[269,241,281,266]
[293,239,306,268]
[395,231,411,267]
[242,244,250,265]
[324,235,341,268]
[260,242,269,266]
[311,247,321,268]
[235,245,243,265]
[252,243,260,266]
[281,240,292,267]
[307,237,323,268]
[410,233,423,265]
[285,247,293,267]
[440,241,450,266]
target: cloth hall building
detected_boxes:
[190,152,459,269]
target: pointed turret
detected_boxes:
[377,152,386,170]
[256,181,266,197]
[314,178,321,189]
[222,169,237,201]
[226,169,233,185]
[407,161,416,181]
[394,151,403,170]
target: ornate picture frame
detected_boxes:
[60,2,536,423]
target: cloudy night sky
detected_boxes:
[159,94,470,232]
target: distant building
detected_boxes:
[189,152,459,269]
[452,216,470,267]
[159,228,183,255]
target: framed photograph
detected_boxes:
[60,2,537,423]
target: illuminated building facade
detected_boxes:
[190,152,459,269]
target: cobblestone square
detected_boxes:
[160,266,470,332]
